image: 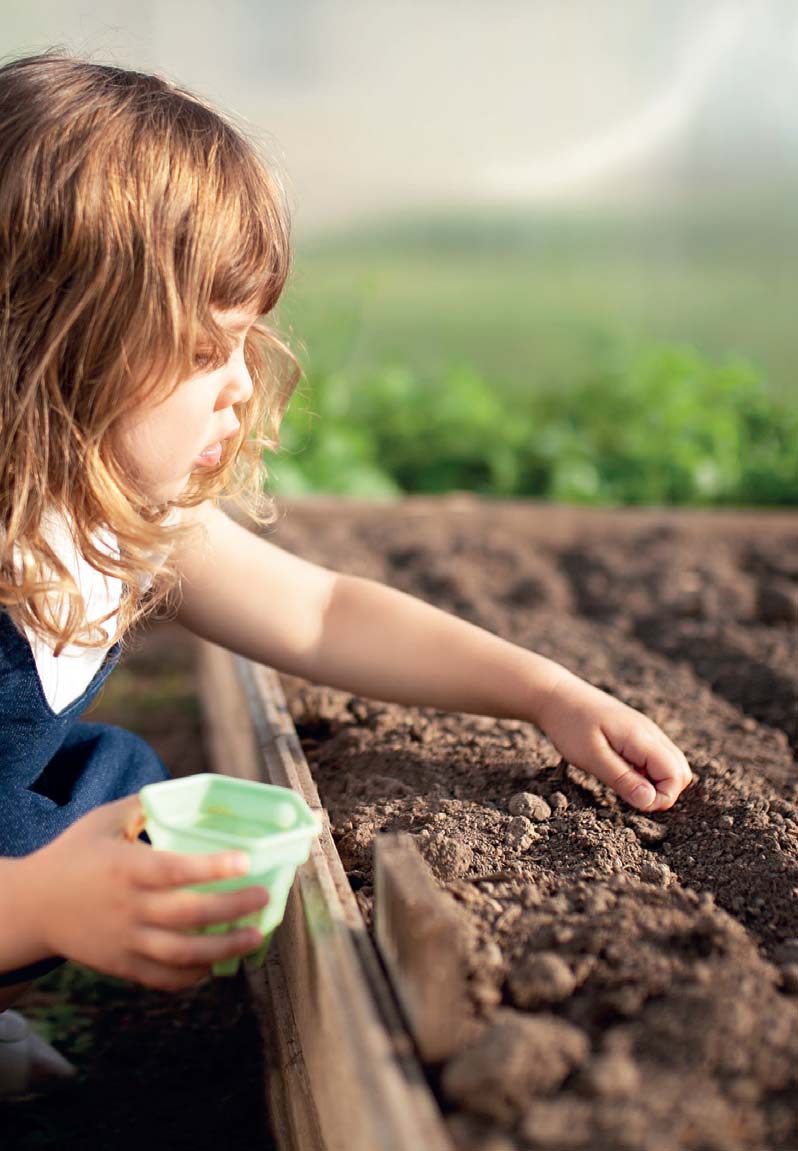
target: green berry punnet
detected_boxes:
[138,773,322,975]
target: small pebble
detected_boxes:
[549,791,568,813]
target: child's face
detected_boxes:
[117,307,257,504]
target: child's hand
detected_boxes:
[21,795,269,990]
[536,671,692,812]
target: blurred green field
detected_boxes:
[271,204,798,505]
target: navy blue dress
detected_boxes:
[0,611,171,986]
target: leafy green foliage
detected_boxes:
[272,206,798,506]
[272,346,798,506]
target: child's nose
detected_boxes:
[226,350,254,406]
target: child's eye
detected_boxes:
[193,349,222,371]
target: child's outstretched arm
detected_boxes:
[175,503,692,812]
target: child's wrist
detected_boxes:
[11,850,56,960]
[489,647,578,731]
[526,660,581,734]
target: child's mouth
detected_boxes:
[195,441,222,467]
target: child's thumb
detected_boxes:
[105,793,147,842]
[124,794,147,842]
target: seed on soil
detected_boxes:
[549,791,568,813]
[507,951,577,1010]
[508,792,552,821]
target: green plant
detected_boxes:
[271,345,796,506]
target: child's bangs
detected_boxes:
[205,159,290,325]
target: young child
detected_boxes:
[0,52,692,1097]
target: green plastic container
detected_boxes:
[139,773,321,976]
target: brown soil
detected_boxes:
[269,495,798,1151]
[2,621,273,1151]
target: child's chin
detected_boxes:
[146,474,191,504]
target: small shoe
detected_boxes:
[0,1009,77,1101]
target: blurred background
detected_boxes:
[3,0,797,505]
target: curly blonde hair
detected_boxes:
[0,52,300,655]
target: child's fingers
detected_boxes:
[601,721,692,809]
[121,955,215,993]
[588,735,659,810]
[140,884,269,931]
[643,733,693,811]
[130,846,250,890]
[631,731,693,811]
[133,923,263,971]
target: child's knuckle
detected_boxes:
[169,935,201,966]
[158,855,188,888]
[113,954,137,983]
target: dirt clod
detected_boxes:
[508,792,552,820]
[506,815,536,850]
[580,1052,642,1099]
[441,1009,589,1123]
[507,951,577,1009]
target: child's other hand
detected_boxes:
[536,671,692,812]
[22,795,269,990]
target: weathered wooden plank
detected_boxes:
[242,943,324,1151]
[196,639,454,1151]
[374,833,475,1064]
